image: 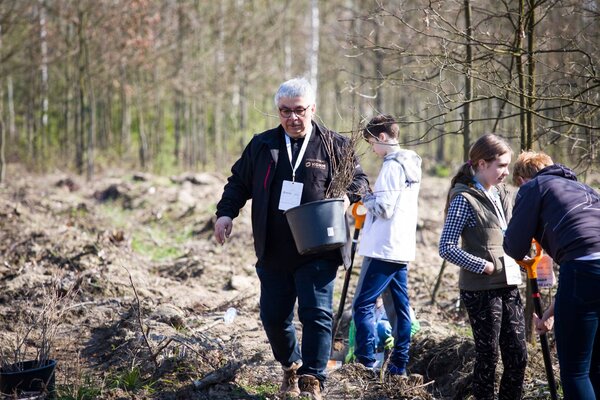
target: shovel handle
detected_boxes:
[352,202,367,230]
[520,240,558,400]
[331,202,366,350]
[517,240,543,279]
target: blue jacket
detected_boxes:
[503,164,600,264]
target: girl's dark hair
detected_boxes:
[362,114,399,141]
[444,133,512,214]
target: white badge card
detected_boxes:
[278,180,303,211]
[503,254,522,285]
[536,254,556,288]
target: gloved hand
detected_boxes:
[384,336,394,350]
[362,192,376,203]
[516,257,535,269]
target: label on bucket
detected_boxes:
[327,227,335,237]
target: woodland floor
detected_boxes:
[0,164,559,399]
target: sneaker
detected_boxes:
[298,374,322,400]
[280,361,302,398]
[387,363,407,377]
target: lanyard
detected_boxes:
[285,129,311,182]
[473,180,507,230]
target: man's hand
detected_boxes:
[343,195,351,211]
[214,216,233,245]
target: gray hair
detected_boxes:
[274,77,316,107]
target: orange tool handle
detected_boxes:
[516,240,542,279]
[351,202,367,230]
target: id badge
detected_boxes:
[278,180,303,211]
[503,254,522,285]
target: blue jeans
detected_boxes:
[352,257,410,370]
[554,260,600,399]
[256,259,338,384]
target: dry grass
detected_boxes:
[0,278,75,372]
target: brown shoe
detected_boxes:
[280,361,302,398]
[298,374,322,400]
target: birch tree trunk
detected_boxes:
[213,1,224,170]
[194,0,207,168]
[153,65,165,163]
[27,45,36,164]
[39,0,49,162]
[119,61,131,158]
[374,22,383,113]
[61,20,73,161]
[0,22,5,183]
[76,8,85,175]
[284,29,291,78]
[309,0,319,94]
[7,76,16,140]
[136,79,148,169]
[174,0,186,166]
[84,33,95,181]
[187,100,196,168]
[235,0,247,153]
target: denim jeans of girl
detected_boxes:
[554,259,600,399]
[256,259,338,385]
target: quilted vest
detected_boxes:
[449,183,515,291]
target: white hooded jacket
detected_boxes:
[358,149,421,262]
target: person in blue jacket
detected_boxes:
[504,151,600,399]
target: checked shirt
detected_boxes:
[439,195,488,274]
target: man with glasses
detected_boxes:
[214,77,368,399]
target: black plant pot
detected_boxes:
[0,359,56,399]
[284,198,347,255]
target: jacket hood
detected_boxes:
[536,163,578,182]
[385,149,422,184]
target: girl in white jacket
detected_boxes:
[352,114,421,375]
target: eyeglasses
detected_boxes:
[278,105,311,118]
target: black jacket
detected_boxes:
[216,122,369,266]
[504,164,600,264]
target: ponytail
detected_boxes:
[444,162,475,215]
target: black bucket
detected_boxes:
[0,359,56,398]
[284,198,347,255]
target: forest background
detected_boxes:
[0,1,599,398]
[0,0,599,182]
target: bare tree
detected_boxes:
[0,21,5,183]
[462,0,473,160]
[0,0,597,175]
[342,1,600,168]
[309,0,320,93]
[38,0,49,161]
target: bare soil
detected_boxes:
[0,164,558,399]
